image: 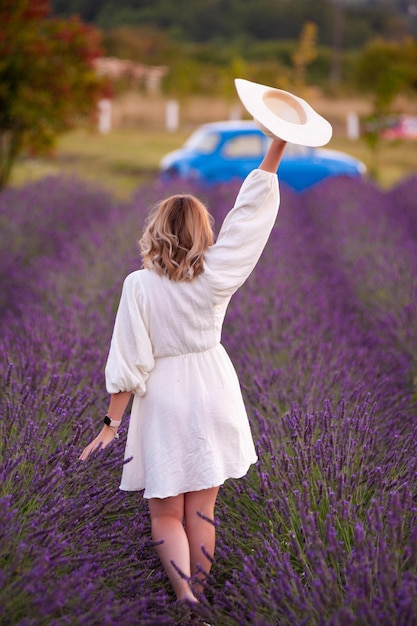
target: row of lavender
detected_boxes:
[1,172,416,625]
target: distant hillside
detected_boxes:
[50,0,416,48]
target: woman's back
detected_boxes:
[124,268,224,358]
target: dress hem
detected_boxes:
[118,460,258,499]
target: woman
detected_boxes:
[80,138,287,605]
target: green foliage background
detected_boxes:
[50,0,417,98]
[50,0,416,48]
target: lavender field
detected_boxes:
[1,172,417,626]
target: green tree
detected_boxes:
[355,37,417,178]
[0,0,104,188]
[292,21,318,87]
[103,26,174,66]
[355,37,415,114]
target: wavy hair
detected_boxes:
[139,194,214,281]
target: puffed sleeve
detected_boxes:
[105,272,154,395]
[204,169,280,301]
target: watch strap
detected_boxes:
[104,415,121,428]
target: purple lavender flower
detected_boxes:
[1,174,417,624]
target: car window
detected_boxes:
[185,131,219,153]
[222,134,264,158]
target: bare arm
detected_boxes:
[106,391,132,421]
[79,391,132,461]
[258,138,287,173]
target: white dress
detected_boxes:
[105,169,280,498]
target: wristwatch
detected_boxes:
[103,415,121,438]
[103,415,121,428]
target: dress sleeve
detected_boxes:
[203,169,280,300]
[105,272,154,395]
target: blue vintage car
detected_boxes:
[159,121,366,191]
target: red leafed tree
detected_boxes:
[0,0,106,188]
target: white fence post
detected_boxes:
[166,100,179,132]
[347,112,359,140]
[98,99,112,134]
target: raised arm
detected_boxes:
[202,138,287,301]
[258,138,287,172]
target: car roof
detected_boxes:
[192,120,259,133]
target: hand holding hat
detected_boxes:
[235,78,332,147]
[254,119,282,140]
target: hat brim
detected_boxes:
[235,78,333,147]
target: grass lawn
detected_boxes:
[11,128,189,199]
[11,126,417,199]
[330,136,417,189]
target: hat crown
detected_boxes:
[235,78,332,146]
[263,91,307,126]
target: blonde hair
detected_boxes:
[139,194,214,281]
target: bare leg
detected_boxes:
[184,486,219,595]
[149,494,197,602]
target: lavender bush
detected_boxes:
[1,172,416,625]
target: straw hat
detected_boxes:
[235,78,333,147]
